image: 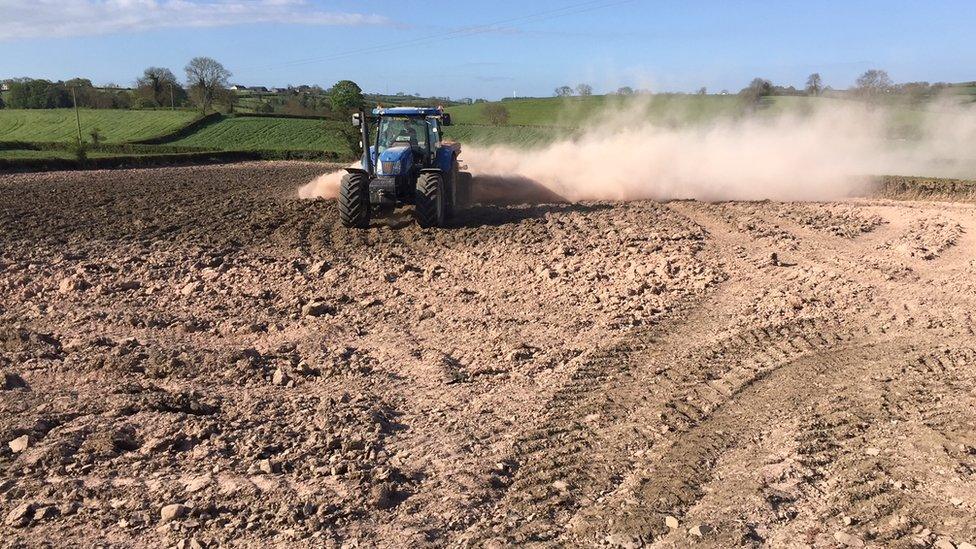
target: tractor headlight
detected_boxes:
[381,161,396,175]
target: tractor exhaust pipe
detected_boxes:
[356,109,374,177]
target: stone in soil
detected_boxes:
[5,502,36,527]
[160,503,189,523]
[8,434,29,453]
[302,300,334,317]
[272,366,290,386]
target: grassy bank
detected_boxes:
[0,109,198,143]
[167,116,353,155]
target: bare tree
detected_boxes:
[136,67,179,107]
[740,77,773,106]
[697,86,707,95]
[805,73,823,96]
[554,85,574,97]
[184,57,231,114]
[576,83,593,97]
[854,69,892,97]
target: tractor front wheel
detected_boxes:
[339,173,370,228]
[415,172,446,228]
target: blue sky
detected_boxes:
[2,0,974,100]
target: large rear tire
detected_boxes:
[445,158,459,220]
[415,172,445,228]
[339,173,370,228]
[456,171,473,209]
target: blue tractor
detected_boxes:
[340,106,472,228]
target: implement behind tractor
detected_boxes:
[340,106,472,228]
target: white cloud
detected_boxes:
[0,0,388,40]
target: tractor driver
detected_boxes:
[393,122,425,163]
[379,118,427,165]
[397,126,420,150]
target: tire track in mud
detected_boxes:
[461,309,884,546]
[458,199,886,546]
[567,329,892,547]
[760,346,976,549]
[461,200,976,547]
[459,332,661,546]
[633,202,976,548]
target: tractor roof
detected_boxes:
[372,106,444,117]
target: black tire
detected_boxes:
[456,171,473,209]
[415,171,445,228]
[444,158,459,220]
[339,172,370,228]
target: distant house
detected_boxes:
[229,84,246,91]
[0,83,9,92]
[249,86,269,93]
[272,87,290,94]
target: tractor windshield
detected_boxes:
[377,117,428,154]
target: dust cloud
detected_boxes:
[299,169,345,200]
[300,98,976,203]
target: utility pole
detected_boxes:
[71,87,83,142]
[170,84,175,110]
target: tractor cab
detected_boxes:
[341,107,470,229]
[378,117,426,155]
[371,107,450,172]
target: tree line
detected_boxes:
[1,56,366,117]
[552,70,959,101]
[739,69,957,104]
[2,78,134,110]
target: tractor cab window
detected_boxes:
[377,117,428,154]
[428,118,442,149]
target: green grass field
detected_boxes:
[445,94,967,148]
[445,95,756,147]
[0,109,198,143]
[3,90,972,169]
[0,149,183,160]
[444,124,567,148]
[449,90,975,129]
[446,95,807,147]
[0,149,77,160]
[449,95,751,127]
[167,117,351,154]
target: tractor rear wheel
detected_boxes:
[444,160,458,220]
[456,171,473,209]
[339,173,370,228]
[415,172,445,228]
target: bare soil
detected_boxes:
[1,162,975,549]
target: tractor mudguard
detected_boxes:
[433,146,457,173]
[344,167,369,176]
